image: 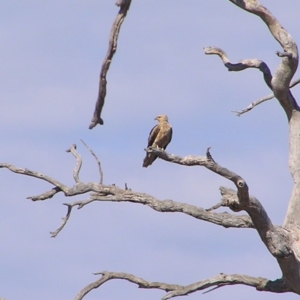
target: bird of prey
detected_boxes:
[143,115,173,168]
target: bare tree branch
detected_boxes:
[74,271,290,300]
[232,92,274,116]
[146,146,247,190]
[235,76,300,115]
[80,139,104,184]
[232,70,300,117]
[28,187,62,201]
[50,204,73,238]
[66,144,82,183]
[204,46,272,88]
[0,145,102,201]
[89,0,132,129]
[53,187,253,236]
[0,163,68,193]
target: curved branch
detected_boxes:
[204,46,272,88]
[66,144,82,183]
[50,204,73,238]
[74,271,290,300]
[0,163,68,192]
[89,0,132,129]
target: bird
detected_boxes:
[143,115,173,168]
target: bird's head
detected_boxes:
[155,115,169,122]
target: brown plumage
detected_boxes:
[143,115,173,168]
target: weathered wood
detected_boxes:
[89,0,132,129]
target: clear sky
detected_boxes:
[1,1,300,300]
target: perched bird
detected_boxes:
[143,115,173,168]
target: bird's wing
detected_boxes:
[147,124,161,147]
[162,127,172,150]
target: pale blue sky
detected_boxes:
[1,1,300,299]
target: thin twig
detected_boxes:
[50,204,73,238]
[206,202,222,212]
[80,139,104,184]
[233,78,300,116]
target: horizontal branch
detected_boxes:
[74,271,290,300]
[204,46,272,88]
[0,162,102,201]
[52,185,253,237]
[0,163,67,193]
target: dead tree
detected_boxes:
[1,0,300,299]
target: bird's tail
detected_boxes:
[143,153,158,168]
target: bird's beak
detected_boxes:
[154,117,158,121]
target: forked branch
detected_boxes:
[74,271,290,300]
[0,144,102,201]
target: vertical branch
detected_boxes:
[89,0,132,129]
[66,144,82,183]
[284,111,300,229]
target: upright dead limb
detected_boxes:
[89,0,132,129]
